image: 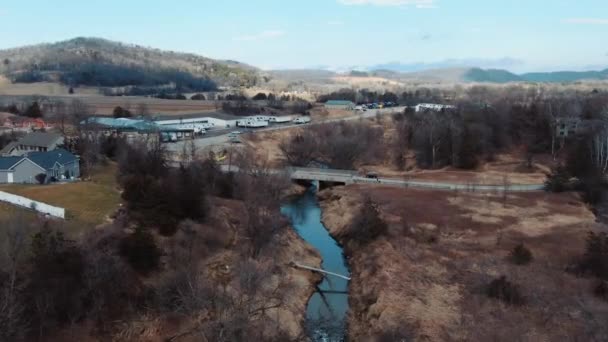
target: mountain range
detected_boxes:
[0,38,606,89]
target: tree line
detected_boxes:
[0,140,308,341]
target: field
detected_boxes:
[67,96,218,115]
[0,163,121,236]
[0,77,100,96]
[319,185,607,341]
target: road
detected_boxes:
[220,165,545,192]
[166,106,406,153]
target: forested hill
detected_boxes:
[464,67,608,83]
[0,37,263,91]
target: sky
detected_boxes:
[1,0,607,72]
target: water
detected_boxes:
[281,188,350,341]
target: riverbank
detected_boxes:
[318,184,607,341]
[282,190,350,340]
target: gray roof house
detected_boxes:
[0,132,64,157]
[0,149,79,184]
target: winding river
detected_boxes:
[281,188,350,341]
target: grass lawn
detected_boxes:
[0,162,121,236]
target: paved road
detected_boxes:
[167,107,406,154]
[221,165,545,192]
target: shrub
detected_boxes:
[119,228,161,274]
[510,243,533,265]
[252,92,267,100]
[594,280,608,301]
[486,276,525,305]
[35,173,46,184]
[577,176,604,205]
[578,232,608,280]
[113,106,132,118]
[341,196,387,246]
[544,164,571,192]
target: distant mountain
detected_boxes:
[463,68,523,83]
[268,69,337,83]
[0,37,263,91]
[462,67,608,83]
[370,58,525,74]
[305,60,608,84]
[520,69,608,83]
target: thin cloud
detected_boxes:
[563,18,608,25]
[338,0,437,7]
[233,30,286,42]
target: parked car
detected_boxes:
[293,117,312,124]
[366,172,379,180]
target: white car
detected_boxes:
[293,117,311,124]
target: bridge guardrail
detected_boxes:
[352,176,544,192]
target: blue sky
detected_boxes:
[1,0,607,72]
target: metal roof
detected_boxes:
[85,117,193,132]
[325,100,355,106]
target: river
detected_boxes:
[281,188,350,341]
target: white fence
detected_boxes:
[0,191,65,219]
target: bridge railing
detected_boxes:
[352,176,544,191]
[288,167,359,176]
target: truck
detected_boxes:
[268,116,292,123]
[293,117,311,124]
[237,119,269,128]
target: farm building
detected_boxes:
[324,100,356,111]
[153,112,241,129]
[0,149,79,184]
[83,117,195,143]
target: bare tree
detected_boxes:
[235,149,291,258]
[135,103,150,119]
[409,110,450,168]
[0,215,32,340]
[279,131,318,167]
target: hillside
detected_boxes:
[276,66,608,85]
[463,68,523,83]
[0,37,263,91]
[521,69,608,83]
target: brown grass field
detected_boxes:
[319,185,608,341]
[0,162,121,236]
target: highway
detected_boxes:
[165,106,406,153]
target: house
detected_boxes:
[0,149,79,184]
[0,157,46,184]
[1,117,52,132]
[555,117,580,138]
[324,100,356,111]
[27,149,80,182]
[0,132,64,156]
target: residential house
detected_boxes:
[0,149,79,184]
[555,117,581,138]
[0,132,64,156]
[324,100,356,111]
[1,117,52,132]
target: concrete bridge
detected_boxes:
[220,165,545,192]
